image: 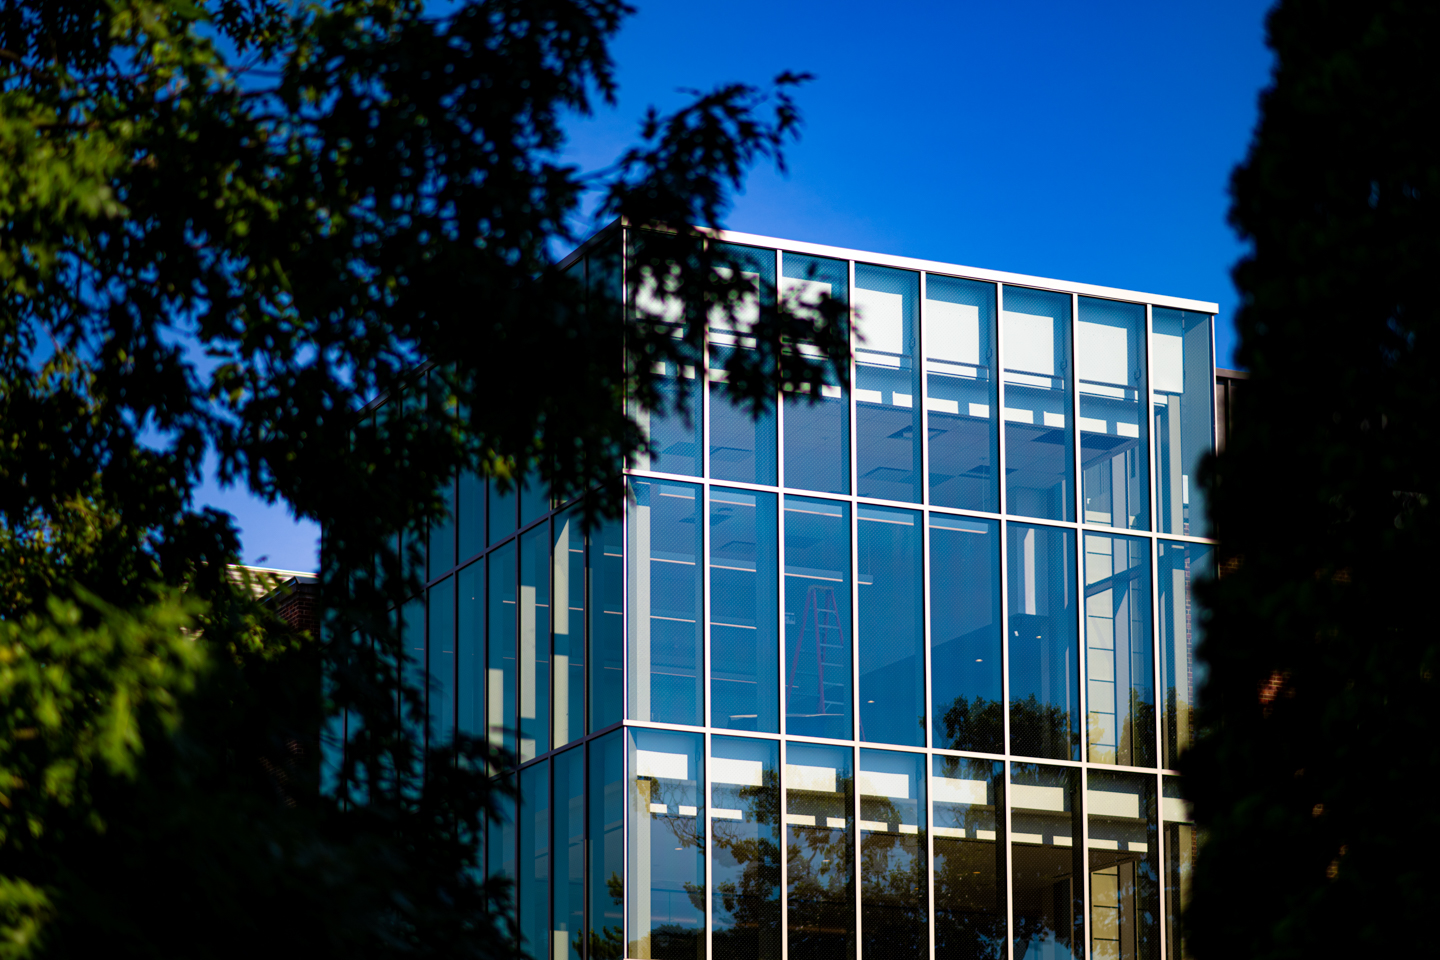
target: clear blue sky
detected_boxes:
[205,0,1276,572]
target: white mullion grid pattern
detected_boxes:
[1209,308,1220,517]
[778,735,790,960]
[776,247,789,741]
[848,258,859,499]
[917,270,938,960]
[1003,756,1016,960]
[995,281,1017,960]
[1144,304,1172,960]
[482,238,1226,960]
[706,227,1218,315]
[703,727,713,960]
[852,740,863,957]
[1079,764,1091,960]
[1070,293,1093,960]
[487,467,1219,550]
[847,256,863,960]
[773,247,791,960]
[702,480,713,727]
[918,270,933,536]
[618,214,631,960]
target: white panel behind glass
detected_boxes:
[1003,310,1056,376]
[1152,332,1184,393]
[1077,320,1129,386]
[925,299,980,365]
[853,287,905,355]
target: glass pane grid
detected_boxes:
[375,233,1216,960]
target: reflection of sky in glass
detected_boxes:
[854,264,921,503]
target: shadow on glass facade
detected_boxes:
[375,227,1219,960]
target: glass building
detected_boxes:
[403,226,1219,960]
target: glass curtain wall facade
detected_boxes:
[389,228,1218,960]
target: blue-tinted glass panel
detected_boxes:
[519,524,550,761]
[1152,309,1214,536]
[857,504,924,746]
[1158,541,1212,768]
[519,760,551,960]
[554,746,585,960]
[552,508,586,748]
[1087,772,1159,960]
[784,496,852,740]
[628,478,703,726]
[457,561,485,742]
[628,728,704,960]
[711,736,781,960]
[709,243,778,486]
[710,488,779,732]
[1084,534,1154,767]
[491,480,518,546]
[639,375,704,477]
[860,749,927,957]
[1010,763,1083,960]
[429,476,457,576]
[1003,287,1074,521]
[401,595,425,747]
[855,265,921,503]
[782,253,850,495]
[930,514,1003,753]
[490,772,518,939]
[458,471,486,561]
[520,472,551,528]
[589,731,625,960]
[1078,298,1148,530]
[590,513,625,731]
[489,542,517,755]
[786,741,854,960]
[926,276,1000,512]
[1007,523,1080,761]
[933,756,1006,960]
[632,235,702,478]
[428,576,455,745]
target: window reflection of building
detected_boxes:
[383,226,1220,960]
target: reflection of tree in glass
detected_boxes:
[938,694,1005,754]
[580,872,625,960]
[697,767,783,960]
[1088,688,1157,767]
[860,791,927,959]
[787,771,855,960]
[1161,685,1194,764]
[633,774,704,960]
[932,757,1005,960]
[1009,694,1080,760]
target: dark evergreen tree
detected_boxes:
[1187,1,1440,957]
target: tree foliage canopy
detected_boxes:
[0,0,846,954]
[1188,1,1440,956]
